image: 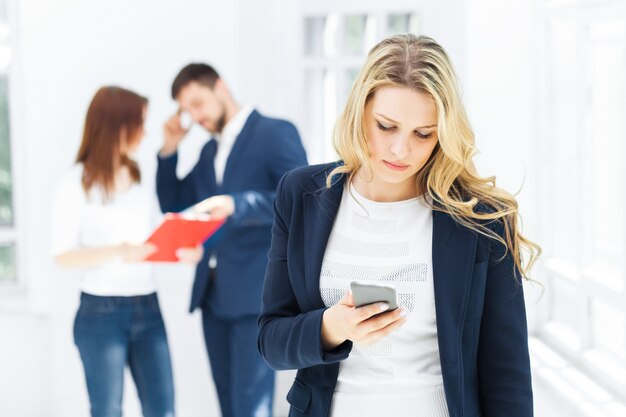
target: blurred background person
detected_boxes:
[51,86,201,417]
[156,63,307,417]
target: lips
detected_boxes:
[383,160,409,171]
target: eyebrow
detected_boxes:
[375,112,437,129]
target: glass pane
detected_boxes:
[0,242,15,282]
[387,14,410,34]
[591,301,625,360]
[322,69,337,161]
[342,67,360,108]
[343,15,367,55]
[304,16,326,57]
[0,0,6,24]
[586,19,624,273]
[304,15,338,58]
[304,68,326,160]
[387,13,419,35]
[0,74,11,225]
[547,16,580,265]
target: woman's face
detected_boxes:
[360,85,438,201]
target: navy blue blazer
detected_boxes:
[258,162,533,417]
[156,110,307,317]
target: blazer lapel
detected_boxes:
[432,209,478,409]
[302,169,345,310]
[199,138,219,198]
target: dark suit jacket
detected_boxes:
[258,162,533,417]
[156,110,307,317]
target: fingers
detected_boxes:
[357,307,406,333]
[138,243,157,260]
[122,242,157,262]
[176,246,204,264]
[359,315,407,345]
[208,207,229,221]
[354,301,393,322]
[192,199,212,214]
[164,113,188,137]
[192,195,234,219]
[165,114,181,128]
[338,290,355,307]
[347,307,407,343]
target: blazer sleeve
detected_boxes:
[257,172,351,371]
[229,122,308,227]
[155,152,199,213]
[477,221,533,417]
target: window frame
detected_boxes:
[537,0,626,402]
[300,5,420,163]
[0,0,26,295]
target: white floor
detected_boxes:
[2,309,624,417]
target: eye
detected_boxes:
[376,121,394,132]
[415,130,434,140]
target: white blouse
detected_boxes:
[50,164,156,296]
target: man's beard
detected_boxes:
[214,105,226,133]
[204,101,227,134]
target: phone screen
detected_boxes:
[350,281,398,311]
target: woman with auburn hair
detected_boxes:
[51,86,200,417]
[258,34,540,417]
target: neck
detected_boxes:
[223,100,240,125]
[352,169,422,202]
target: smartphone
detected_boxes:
[178,110,192,130]
[350,281,398,311]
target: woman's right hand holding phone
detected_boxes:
[320,291,407,350]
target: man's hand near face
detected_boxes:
[161,112,188,157]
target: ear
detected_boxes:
[213,78,229,99]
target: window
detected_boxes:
[0,0,16,285]
[538,0,626,401]
[302,10,420,163]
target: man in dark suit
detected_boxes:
[156,63,308,417]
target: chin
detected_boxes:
[374,171,412,185]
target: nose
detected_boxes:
[389,134,410,159]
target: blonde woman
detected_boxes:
[258,35,540,417]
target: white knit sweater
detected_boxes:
[319,183,450,417]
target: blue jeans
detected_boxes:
[74,292,175,417]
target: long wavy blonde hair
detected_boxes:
[327,34,540,280]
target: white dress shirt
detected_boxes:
[213,104,254,185]
[50,164,156,296]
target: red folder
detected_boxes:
[145,213,224,262]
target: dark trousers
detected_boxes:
[201,307,274,417]
[74,292,175,417]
